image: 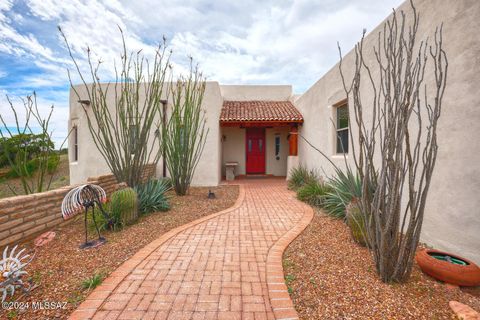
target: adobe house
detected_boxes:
[69,0,480,263]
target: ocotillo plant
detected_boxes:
[338,0,448,282]
[0,93,66,195]
[60,26,170,187]
[162,62,208,196]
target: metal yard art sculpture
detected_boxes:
[61,184,113,249]
[0,245,33,302]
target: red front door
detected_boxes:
[246,128,266,174]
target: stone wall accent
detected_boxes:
[0,164,156,247]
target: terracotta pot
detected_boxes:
[415,249,480,286]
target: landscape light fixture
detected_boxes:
[78,99,91,106]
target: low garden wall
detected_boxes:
[0,164,156,247]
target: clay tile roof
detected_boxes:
[220,100,303,123]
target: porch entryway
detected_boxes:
[219,100,303,180]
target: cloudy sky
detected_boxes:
[0,0,403,146]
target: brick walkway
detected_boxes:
[70,179,314,320]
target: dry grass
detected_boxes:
[0,185,238,320]
[283,209,480,320]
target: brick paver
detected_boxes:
[70,179,314,320]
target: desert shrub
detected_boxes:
[288,165,319,190]
[110,187,139,226]
[82,273,104,290]
[345,200,369,246]
[296,179,333,207]
[322,168,362,219]
[47,153,60,173]
[5,152,59,179]
[134,178,171,214]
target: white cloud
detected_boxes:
[0,0,404,144]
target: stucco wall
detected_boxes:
[221,127,246,175]
[295,0,480,263]
[220,85,292,101]
[69,81,223,187]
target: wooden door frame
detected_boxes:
[245,127,266,174]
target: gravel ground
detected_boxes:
[283,209,480,320]
[0,185,238,320]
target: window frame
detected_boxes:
[334,101,349,155]
[72,125,78,162]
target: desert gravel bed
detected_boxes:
[0,185,238,320]
[283,209,480,319]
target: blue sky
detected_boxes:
[0,0,403,146]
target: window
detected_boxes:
[336,104,349,154]
[73,125,78,161]
[275,135,280,159]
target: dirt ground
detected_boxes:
[284,210,480,319]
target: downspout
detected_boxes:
[161,99,168,178]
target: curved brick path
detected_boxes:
[70,179,314,320]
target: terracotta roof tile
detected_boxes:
[220,100,303,123]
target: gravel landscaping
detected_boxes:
[0,185,238,320]
[283,209,480,319]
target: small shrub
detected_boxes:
[288,165,319,190]
[46,153,60,173]
[346,200,369,246]
[296,179,332,207]
[82,273,103,290]
[135,179,171,214]
[110,187,139,226]
[322,168,362,219]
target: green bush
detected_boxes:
[134,179,171,214]
[47,153,60,173]
[288,165,319,190]
[6,152,59,178]
[296,179,332,207]
[345,200,369,246]
[110,187,139,226]
[322,168,362,219]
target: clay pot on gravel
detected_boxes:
[415,249,480,286]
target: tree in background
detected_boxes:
[60,27,171,187]
[338,0,448,282]
[162,62,208,195]
[0,93,62,195]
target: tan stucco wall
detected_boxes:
[69,81,223,187]
[221,127,246,175]
[221,126,289,177]
[220,85,292,101]
[295,0,480,263]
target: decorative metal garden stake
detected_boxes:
[62,184,112,249]
[0,245,33,302]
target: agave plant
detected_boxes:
[322,167,363,219]
[134,179,171,214]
